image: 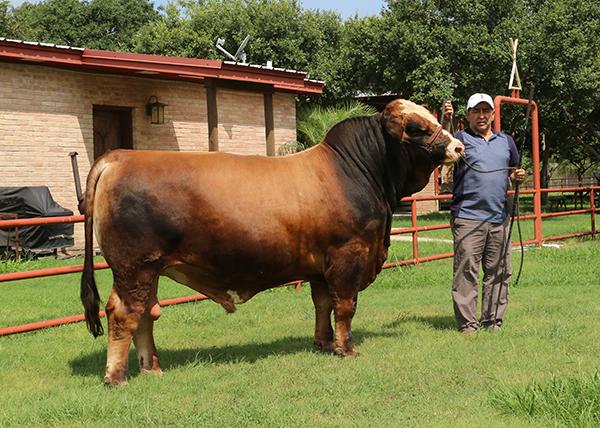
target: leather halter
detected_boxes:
[417,125,443,153]
[426,125,443,147]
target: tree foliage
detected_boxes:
[0,1,14,35]
[522,0,600,176]
[9,0,158,50]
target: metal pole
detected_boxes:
[494,95,542,245]
[69,152,85,214]
[411,199,419,263]
[591,188,596,238]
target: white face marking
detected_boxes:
[443,138,465,165]
[227,290,245,304]
[398,100,439,128]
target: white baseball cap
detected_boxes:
[467,93,494,111]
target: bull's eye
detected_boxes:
[406,121,427,133]
[405,123,428,140]
[405,118,431,139]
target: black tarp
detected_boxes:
[0,187,74,251]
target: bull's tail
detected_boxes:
[80,158,108,338]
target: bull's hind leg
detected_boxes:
[104,286,139,386]
[310,280,334,352]
[132,277,163,377]
[104,268,159,386]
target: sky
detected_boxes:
[8,0,386,20]
[299,0,385,19]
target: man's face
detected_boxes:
[467,102,494,135]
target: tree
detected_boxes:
[81,0,159,50]
[339,15,388,98]
[12,0,88,45]
[0,0,15,36]
[520,0,600,188]
[10,0,158,50]
[336,0,530,110]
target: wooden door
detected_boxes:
[93,106,133,159]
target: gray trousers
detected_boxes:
[451,217,511,331]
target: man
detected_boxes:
[442,93,526,334]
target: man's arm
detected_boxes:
[441,100,453,132]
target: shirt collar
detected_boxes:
[464,126,499,141]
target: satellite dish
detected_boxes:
[233,35,250,64]
[215,35,250,64]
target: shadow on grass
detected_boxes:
[68,328,403,381]
[384,314,457,331]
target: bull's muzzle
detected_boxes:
[444,138,465,165]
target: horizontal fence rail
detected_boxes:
[1,185,598,336]
[0,294,209,336]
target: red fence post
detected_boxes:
[493,95,543,245]
[411,199,419,263]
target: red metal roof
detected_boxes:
[0,38,324,94]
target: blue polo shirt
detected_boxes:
[451,128,520,224]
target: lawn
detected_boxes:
[1,237,599,426]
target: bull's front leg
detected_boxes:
[310,280,334,352]
[331,291,359,356]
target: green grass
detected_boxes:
[1,238,599,426]
[493,373,600,427]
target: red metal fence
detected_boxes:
[2,184,597,337]
[1,93,598,336]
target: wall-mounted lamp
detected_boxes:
[145,95,167,124]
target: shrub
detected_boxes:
[295,101,377,151]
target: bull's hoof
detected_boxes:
[334,346,359,357]
[103,375,128,387]
[314,340,335,353]
[140,367,163,377]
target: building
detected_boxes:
[0,38,323,250]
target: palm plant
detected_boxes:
[295,101,377,151]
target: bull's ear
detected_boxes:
[382,100,406,140]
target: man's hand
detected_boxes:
[442,100,454,130]
[510,168,526,182]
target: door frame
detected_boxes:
[92,105,133,159]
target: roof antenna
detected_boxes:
[215,35,250,64]
[508,38,522,97]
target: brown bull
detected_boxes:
[81,99,464,386]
